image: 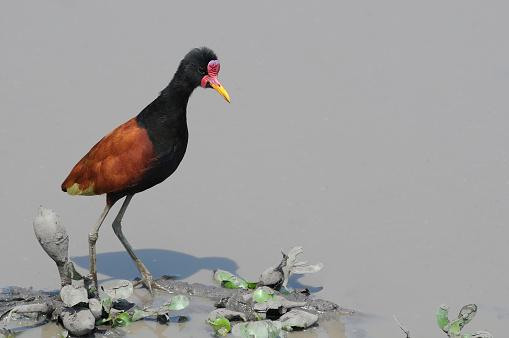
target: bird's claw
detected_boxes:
[144,273,154,295]
[132,272,154,294]
[133,274,172,295]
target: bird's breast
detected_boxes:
[134,125,188,190]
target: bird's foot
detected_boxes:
[142,272,154,294]
[133,273,172,295]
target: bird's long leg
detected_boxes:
[111,195,158,294]
[89,204,111,291]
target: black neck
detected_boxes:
[137,74,197,125]
[160,75,196,109]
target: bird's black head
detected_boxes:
[174,47,230,102]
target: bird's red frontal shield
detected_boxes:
[201,60,231,103]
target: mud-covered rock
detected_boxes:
[33,207,68,265]
[60,285,88,308]
[99,280,133,301]
[278,309,318,330]
[88,298,102,319]
[61,308,95,336]
[209,308,248,322]
[253,295,306,313]
[232,320,285,338]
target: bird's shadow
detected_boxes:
[72,249,323,293]
[72,249,239,282]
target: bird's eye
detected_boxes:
[199,67,206,76]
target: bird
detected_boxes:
[61,47,231,293]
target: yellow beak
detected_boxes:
[210,82,231,103]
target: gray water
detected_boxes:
[1,1,508,337]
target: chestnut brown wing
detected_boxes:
[61,118,155,196]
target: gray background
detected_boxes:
[1,1,508,337]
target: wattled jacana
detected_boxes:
[61,47,231,293]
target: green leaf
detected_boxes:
[214,269,235,282]
[132,309,154,321]
[436,305,450,331]
[166,295,190,311]
[252,288,274,303]
[208,317,231,336]
[88,286,97,296]
[101,296,112,314]
[221,281,243,289]
[247,282,258,289]
[443,304,478,336]
[95,316,112,326]
[57,330,69,338]
[214,269,249,289]
[112,312,132,328]
[446,318,463,336]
